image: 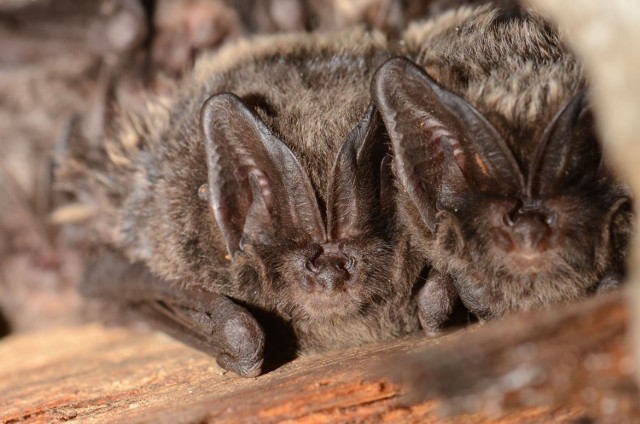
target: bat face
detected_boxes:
[373,48,632,319]
[441,184,630,315]
[460,192,626,277]
[268,237,395,319]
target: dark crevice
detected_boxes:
[0,307,11,339]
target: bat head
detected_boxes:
[201,93,405,328]
[372,57,632,318]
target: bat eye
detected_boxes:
[545,212,557,226]
[198,184,209,201]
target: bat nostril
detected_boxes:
[303,244,355,291]
[512,215,548,249]
[544,212,557,226]
[304,258,352,291]
[305,259,318,273]
[345,257,355,270]
[330,256,354,272]
[317,267,351,291]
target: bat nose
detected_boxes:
[304,244,354,291]
[510,214,549,250]
[314,261,351,290]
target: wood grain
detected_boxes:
[2,293,631,423]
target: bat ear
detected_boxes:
[202,93,325,257]
[326,106,390,239]
[529,92,602,196]
[371,57,523,231]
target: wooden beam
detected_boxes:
[2,295,632,423]
[376,292,638,421]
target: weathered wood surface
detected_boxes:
[1,293,635,423]
[382,292,639,422]
[0,325,581,424]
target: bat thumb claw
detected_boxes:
[216,312,266,377]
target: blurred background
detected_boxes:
[0,0,493,339]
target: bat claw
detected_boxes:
[422,327,443,338]
[216,352,263,378]
[417,269,458,334]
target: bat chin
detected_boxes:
[511,253,543,267]
[300,292,359,319]
[500,246,552,272]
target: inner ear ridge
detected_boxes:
[202,93,325,255]
[397,56,522,186]
[261,133,326,242]
[528,91,592,196]
[202,94,252,256]
[372,57,523,230]
[371,58,447,231]
[240,172,276,249]
[430,76,525,193]
[326,138,357,240]
[327,106,385,240]
[326,109,367,240]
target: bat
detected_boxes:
[372,4,633,331]
[65,29,423,377]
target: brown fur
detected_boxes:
[376,5,633,320]
[61,28,422,354]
